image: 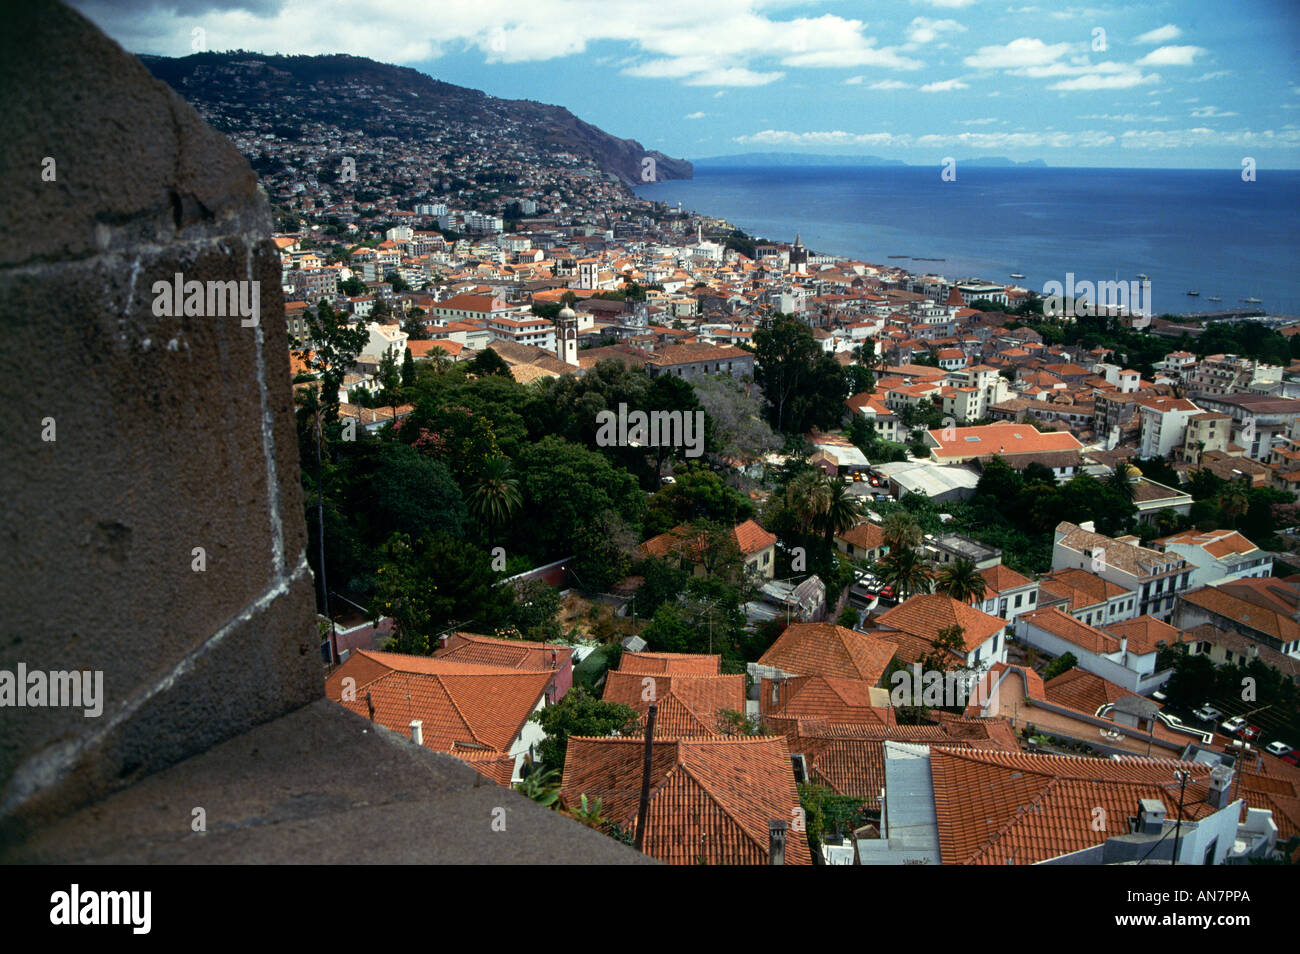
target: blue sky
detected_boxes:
[75,0,1300,168]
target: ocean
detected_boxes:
[634,165,1300,318]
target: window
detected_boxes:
[1029,591,1037,604]
[1014,593,1023,608]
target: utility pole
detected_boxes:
[1171,768,1190,865]
[634,703,658,853]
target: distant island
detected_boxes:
[694,152,1048,169]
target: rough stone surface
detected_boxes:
[0,0,319,842]
[0,701,653,864]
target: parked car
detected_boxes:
[1265,741,1293,758]
[1220,715,1248,735]
[1242,724,1263,741]
[1283,751,1300,767]
[1193,705,1223,722]
[878,584,898,603]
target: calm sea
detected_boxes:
[635,165,1300,318]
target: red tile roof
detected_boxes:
[1043,667,1149,715]
[1016,607,1119,655]
[433,631,570,671]
[561,736,813,865]
[760,675,894,725]
[603,671,745,737]
[618,652,721,675]
[931,748,1215,864]
[758,623,898,682]
[874,594,1006,652]
[324,651,552,771]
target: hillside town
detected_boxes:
[132,48,1300,872]
[278,181,1300,865]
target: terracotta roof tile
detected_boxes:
[618,652,721,675]
[603,671,745,737]
[931,748,1214,864]
[875,594,1006,652]
[758,622,898,682]
[561,736,813,865]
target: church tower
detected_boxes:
[556,303,579,367]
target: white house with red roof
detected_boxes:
[1152,527,1273,590]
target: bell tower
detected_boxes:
[556,303,579,367]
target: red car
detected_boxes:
[1243,724,1263,741]
[879,584,898,602]
[1283,751,1300,767]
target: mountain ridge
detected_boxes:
[137,51,692,187]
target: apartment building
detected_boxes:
[1053,521,1191,621]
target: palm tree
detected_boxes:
[785,469,831,541]
[819,477,861,549]
[935,558,987,605]
[469,456,522,548]
[1105,465,1136,502]
[1219,480,1250,527]
[428,345,452,375]
[876,547,933,599]
[881,510,923,551]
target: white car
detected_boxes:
[1193,705,1222,722]
[1265,741,1293,758]
[1220,715,1248,735]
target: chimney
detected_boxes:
[1120,636,1128,666]
[409,720,423,746]
[768,819,787,865]
[1134,798,1166,835]
[1208,764,1234,810]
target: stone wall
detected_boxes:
[0,0,322,843]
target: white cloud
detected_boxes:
[1192,70,1231,82]
[684,111,707,119]
[1134,24,1182,45]
[1050,68,1159,91]
[868,79,912,89]
[958,117,999,125]
[921,78,969,92]
[1136,45,1204,67]
[965,37,1072,69]
[1191,105,1238,118]
[907,17,966,45]
[685,67,785,86]
[912,0,978,7]
[1077,112,1170,123]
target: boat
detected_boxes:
[1186,290,1199,296]
[1207,295,1222,302]
[1242,297,1262,304]
[1137,273,1150,281]
[888,255,910,259]
[1010,272,1025,279]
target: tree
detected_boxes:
[530,688,639,772]
[935,558,987,604]
[692,375,779,465]
[468,347,513,378]
[875,546,933,598]
[370,531,514,654]
[401,346,416,388]
[921,625,967,676]
[468,455,522,548]
[819,477,860,550]
[1105,466,1136,502]
[377,347,402,418]
[645,461,752,534]
[881,510,923,551]
[785,469,832,542]
[297,301,368,421]
[1043,652,1079,681]
[753,314,845,433]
